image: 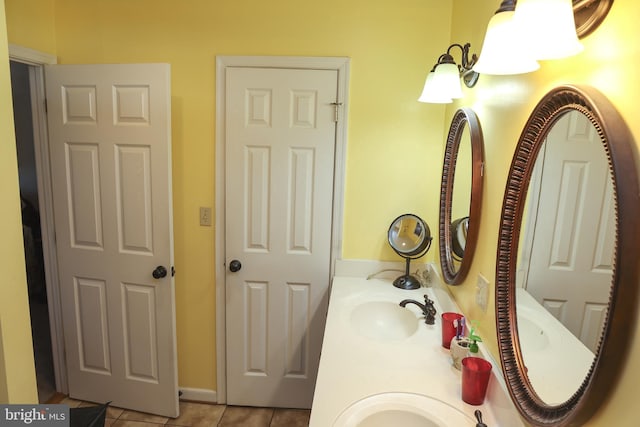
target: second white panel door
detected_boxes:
[225,66,338,408]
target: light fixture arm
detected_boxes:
[496,0,516,13]
[438,43,480,88]
[573,0,600,11]
[447,43,477,72]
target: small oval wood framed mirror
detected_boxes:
[495,85,640,426]
[439,108,484,285]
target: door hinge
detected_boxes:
[330,102,343,123]
[44,98,48,113]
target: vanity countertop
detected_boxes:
[309,275,503,427]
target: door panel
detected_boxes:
[67,143,103,248]
[116,146,153,253]
[45,64,178,417]
[523,111,613,352]
[225,67,337,408]
[75,278,110,373]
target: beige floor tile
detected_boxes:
[76,401,124,419]
[166,402,225,427]
[106,406,125,419]
[105,418,117,427]
[270,408,310,427]
[218,406,274,427]
[60,397,84,408]
[119,409,170,424]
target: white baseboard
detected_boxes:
[179,387,217,404]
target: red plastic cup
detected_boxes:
[441,312,464,349]
[461,357,492,405]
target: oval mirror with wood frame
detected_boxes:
[439,107,484,285]
[496,85,640,426]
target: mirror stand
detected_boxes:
[394,255,425,290]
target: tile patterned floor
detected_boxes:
[60,397,310,427]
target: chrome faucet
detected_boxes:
[399,295,437,325]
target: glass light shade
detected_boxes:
[514,0,583,60]
[432,62,463,99]
[418,72,452,104]
[473,11,540,75]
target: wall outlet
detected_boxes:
[476,273,489,313]
[413,266,432,287]
[200,207,212,226]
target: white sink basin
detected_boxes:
[332,392,475,427]
[350,301,419,340]
[517,305,551,352]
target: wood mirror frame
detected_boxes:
[495,85,640,426]
[439,107,484,285]
[573,0,614,38]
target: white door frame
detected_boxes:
[214,56,350,403]
[8,44,68,394]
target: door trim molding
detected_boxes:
[214,56,350,403]
[9,44,56,66]
[8,45,67,394]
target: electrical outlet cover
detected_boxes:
[200,207,212,226]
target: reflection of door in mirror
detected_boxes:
[450,125,472,269]
[517,110,614,353]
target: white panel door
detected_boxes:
[522,111,614,352]
[45,64,178,417]
[225,67,337,408]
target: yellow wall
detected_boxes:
[4,0,55,55]
[4,0,454,392]
[0,0,39,404]
[447,1,640,426]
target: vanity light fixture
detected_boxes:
[473,0,582,75]
[417,43,479,104]
[418,68,453,104]
[419,0,584,101]
[473,0,540,75]
[514,0,583,60]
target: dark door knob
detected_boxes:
[152,266,168,279]
[229,259,242,272]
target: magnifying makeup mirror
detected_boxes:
[388,214,432,289]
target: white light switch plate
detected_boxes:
[476,273,489,312]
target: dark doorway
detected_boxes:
[10,60,56,403]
